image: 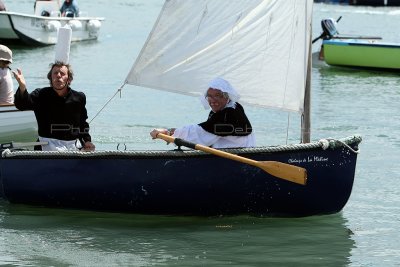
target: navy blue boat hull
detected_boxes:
[0,137,361,216]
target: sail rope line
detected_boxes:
[286,113,290,145]
[89,82,127,124]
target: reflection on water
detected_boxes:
[0,201,354,266]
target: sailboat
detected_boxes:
[0,0,361,216]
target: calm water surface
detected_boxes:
[1,1,400,266]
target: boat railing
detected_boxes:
[1,135,362,158]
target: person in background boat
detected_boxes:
[0,45,14,105]
[150,77,256,148]
[12,61,95,151]
[60,0,79,17]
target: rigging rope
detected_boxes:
[89,83,126,124]
[286,113,290,145]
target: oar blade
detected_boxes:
[258,161,307,185]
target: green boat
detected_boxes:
[313,18,399,71]
[322,39,400,70]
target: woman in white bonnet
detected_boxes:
[150,77,255,148]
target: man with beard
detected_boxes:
[13,62,95,151]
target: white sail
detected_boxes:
[126,0,312,113]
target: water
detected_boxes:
[1,1,400,266]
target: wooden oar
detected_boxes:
[156,133,307,185]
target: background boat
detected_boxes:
[314,17,400,70]
[0,1,104,46]
[0,104,37,143]
[322,38,400,70]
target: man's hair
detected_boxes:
[47,61,74,86]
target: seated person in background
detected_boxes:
[60,0,79,17]
[0,45,14,105]
[150,77,256,148]
[13,62,95,151]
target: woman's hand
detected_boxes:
[150,128,169,139]
[82,141,95,151]
[168,128,176,135]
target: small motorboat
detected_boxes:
[322,38,400,70]
[0,0,104,46]
[314,18,400,71]
[0,104,37,143]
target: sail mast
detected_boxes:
[301,36,312,143]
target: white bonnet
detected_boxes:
[200,77,240,109]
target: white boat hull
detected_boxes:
[0,11,104,45]
[0,105,37,143]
